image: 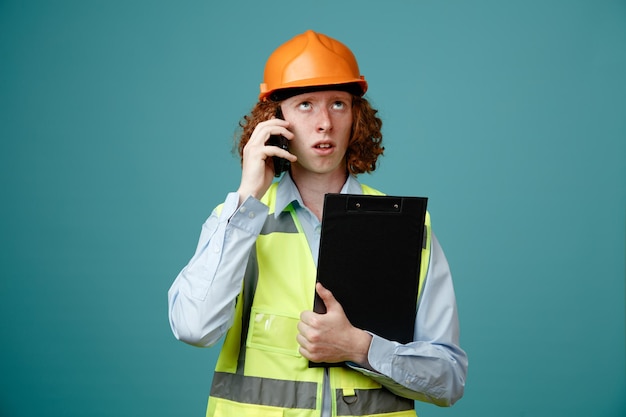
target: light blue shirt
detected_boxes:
[168,173,467,409]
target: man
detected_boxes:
[168,30,467,417]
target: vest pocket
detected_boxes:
[212,397,283,417]
[246,307,301,357]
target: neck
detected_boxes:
[290,170,348,221]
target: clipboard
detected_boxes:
[311,193,427,367]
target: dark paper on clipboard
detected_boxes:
[310,193,427,367]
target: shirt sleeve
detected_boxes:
[348,233,468,406]
[167,192,269,347]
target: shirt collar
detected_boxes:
[274,173,363,216]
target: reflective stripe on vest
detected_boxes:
[207,183,429,417]
[210,371,414,415]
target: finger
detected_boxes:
[299,310,319,328]
[248,120,292,146]
[264,145,297,162]
[297,316,308,333]
[298,345,313,361]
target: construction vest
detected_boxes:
[206,183,432,417]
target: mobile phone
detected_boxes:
[266,108,290,177]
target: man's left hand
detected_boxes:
[297,282,373,367]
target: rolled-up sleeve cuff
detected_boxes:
[367,334,401,375]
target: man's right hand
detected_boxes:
[236,118,296,205]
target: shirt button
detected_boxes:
[240,206,247,213]
[248,211,255,219]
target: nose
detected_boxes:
[317,108,332,132]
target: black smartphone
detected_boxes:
[266,108,290,177]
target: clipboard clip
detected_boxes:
[346,195,402,213]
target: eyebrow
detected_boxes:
[295,93,352,102]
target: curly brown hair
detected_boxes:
[235,95,384,175]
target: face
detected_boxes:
[280,90,353,178]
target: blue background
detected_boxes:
[1,1,624,416]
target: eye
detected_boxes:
[332,101,347,110]
[298,101,312,110]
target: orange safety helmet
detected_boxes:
[259,30,368,101]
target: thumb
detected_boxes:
[316,282,340,312]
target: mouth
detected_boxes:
[314,142,334,149]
